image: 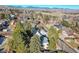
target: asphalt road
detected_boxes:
[57,39,78,53]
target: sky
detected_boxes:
[10,5,79,9]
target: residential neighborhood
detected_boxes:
[0,5,79,53]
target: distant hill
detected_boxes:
[0,5,79,14]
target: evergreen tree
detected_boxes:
[24,21,32,30]
[4,38,13,53]
[30,35,41,53]
[4,22,27,53]
[12,21,27,53]
[0,13,5,19]
[43,15,50,24]
[22,21,32,46]
[61,20,70,27]
[48,26,59,51]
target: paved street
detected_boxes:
[57,39,78,53]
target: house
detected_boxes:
[36,29,48,49]
[0,20,9,31]
[32,24,49,50]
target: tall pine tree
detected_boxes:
[4,21,27,53]
[30,35,41,53]
[48,26,59,51]
[12,21,27,53]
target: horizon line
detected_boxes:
[7,5,79,9]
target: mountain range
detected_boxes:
[1,5,79,13]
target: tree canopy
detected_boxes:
[48,26,59,51]
[30,35,41,53]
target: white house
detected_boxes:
[35,29,49,49]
